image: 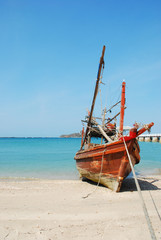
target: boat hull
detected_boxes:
[74,139,140,192]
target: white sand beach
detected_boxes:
[0,176,161,240]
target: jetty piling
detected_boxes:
[137,134,161,143]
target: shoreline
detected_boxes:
[0,176,161,239]
[0,170,161,182]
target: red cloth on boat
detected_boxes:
[119,128,137,141]
[106,123,116,130]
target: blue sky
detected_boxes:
[0,0,161,137]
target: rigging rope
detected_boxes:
[82,148,106,199]
[123,138,157,240]
[149,190,161,222]
[99,88,103,116]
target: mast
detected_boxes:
[119,81,126,136]
[81,45,106,149]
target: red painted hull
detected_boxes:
[74,139,140,192]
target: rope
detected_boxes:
[99,88,103,115]
[149,190,161,222]
[82,148,106,199]
[123,138,157,240]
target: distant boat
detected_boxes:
[74,46,154,192]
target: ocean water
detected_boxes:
[0,138,160,180]
[135,142,161,176]
[0,138,80,180]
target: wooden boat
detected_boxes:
[74,45,154,192]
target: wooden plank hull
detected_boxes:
[74,139,140,192]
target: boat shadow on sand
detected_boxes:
[82,177,161,192]
[121,177,161,192]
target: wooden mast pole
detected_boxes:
[119,81,126,136]
[81,45,106,149]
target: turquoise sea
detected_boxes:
[0,138,160,180]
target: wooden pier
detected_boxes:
[137,134,161,143]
